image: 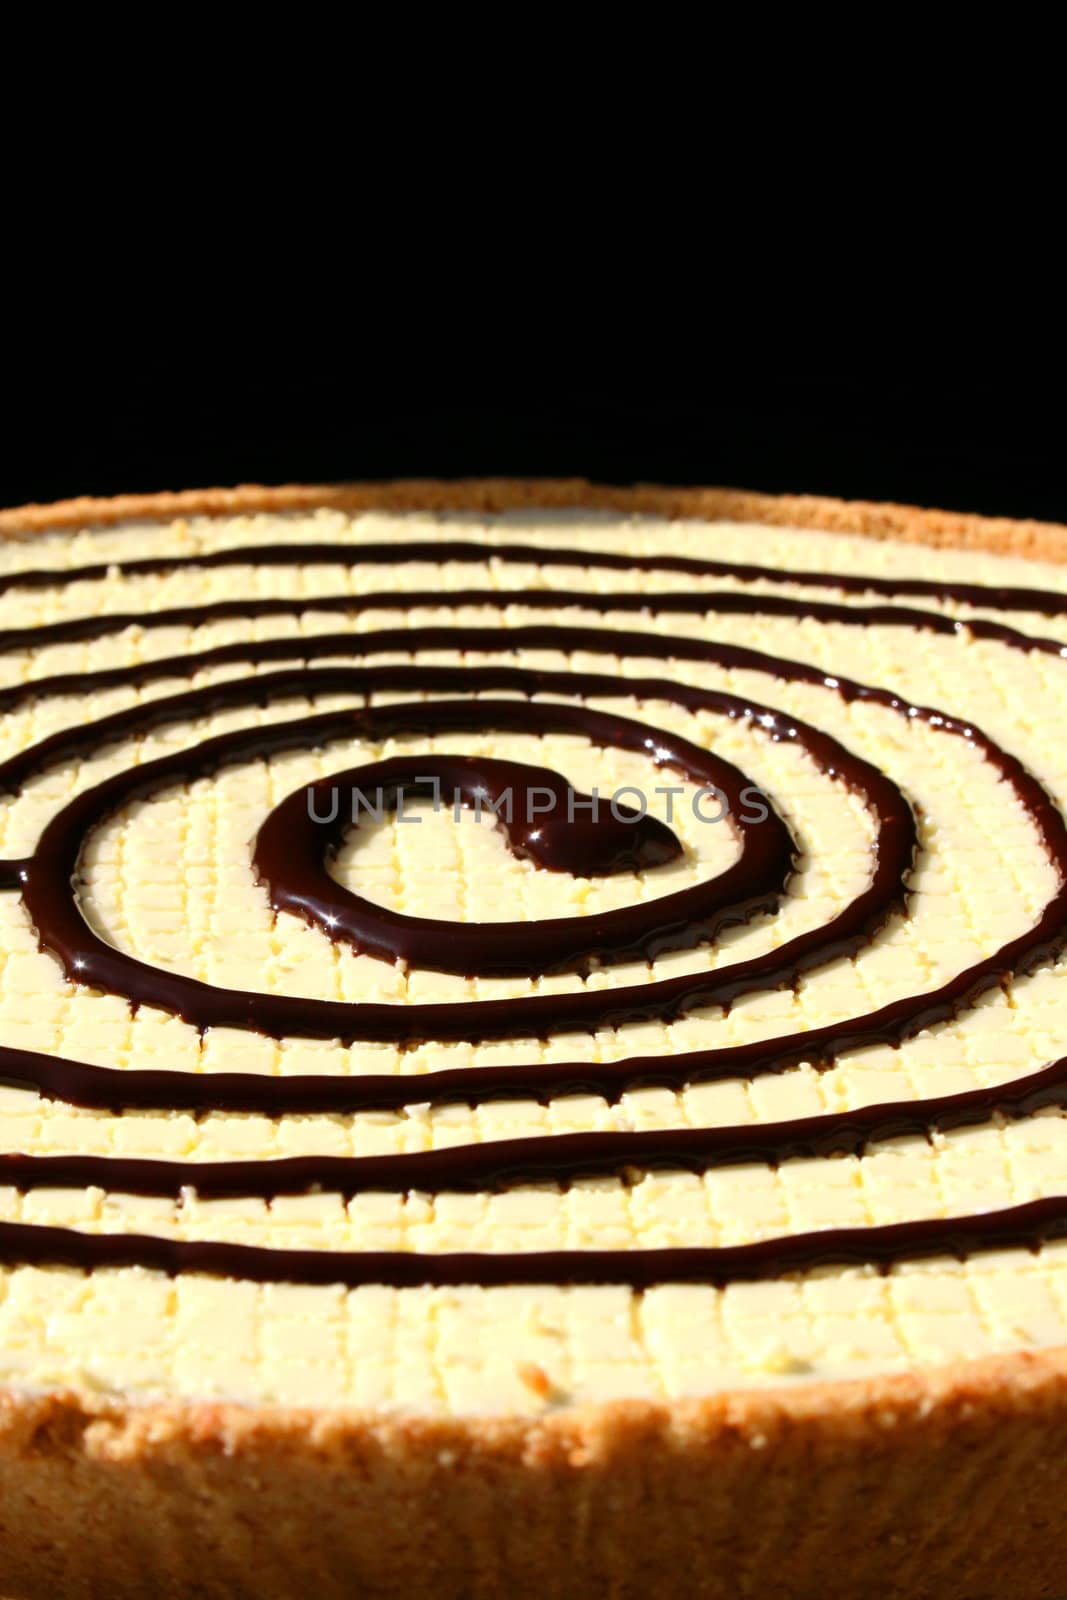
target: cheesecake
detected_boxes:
[2,481,1067,1597]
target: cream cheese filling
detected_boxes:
[1,509,1067,1413]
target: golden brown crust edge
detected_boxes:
[2,479,1067,1599]
[4,475,1067,564]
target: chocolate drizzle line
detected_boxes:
[4,1197,1067,1288]
[0,536,1065,1290]
[4,1049,1067,1200]
[3,587,1067,679]
[252,753,743,979]
[4,537,1067,616]
[11,671,915,1040]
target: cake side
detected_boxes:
[4,1348,1067,1599]
[2,481,1067,1598]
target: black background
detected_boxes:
[1,362,1063,523]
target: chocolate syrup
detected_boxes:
[2,537,1067,616]
[11,674,916,1041]
[252,752,787,979]
[0,537,1065,1290]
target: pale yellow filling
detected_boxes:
[1,509,1067,1413]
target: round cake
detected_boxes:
[2,481,1067,1599]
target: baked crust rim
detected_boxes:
[4,475,1067,562]
[3,477,1067,1598]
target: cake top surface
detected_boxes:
[3,492,1067,1415]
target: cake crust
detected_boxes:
[4,475,1067,564]
[2,479,1067,1600]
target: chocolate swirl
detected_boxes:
[7,675,909,1040]
[254,755,695,976]
[0,531,1066,1292]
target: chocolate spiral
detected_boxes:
[1,535,1067,1290]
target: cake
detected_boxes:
[2,480,1067,1597]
